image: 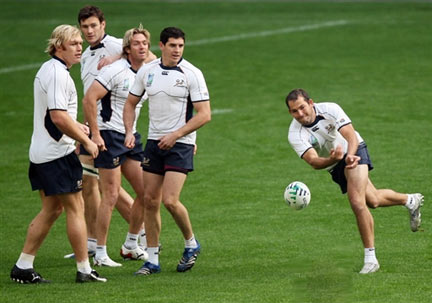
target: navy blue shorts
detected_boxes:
[94,130,144,169]
[142,139,194,175]
[29,152,83,196]
[330,143,373,194]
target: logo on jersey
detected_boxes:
[162,71,169,75]
[146,73,154,87]
[123,79,130,91]
[309,135,319,149]
[325,124,335,134]
[174,79,186,87]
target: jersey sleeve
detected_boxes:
[327,103,352,130]
[187,68,209,102]
[46,65,69,111]
[129,65,147,97]
[288,124,312,158]
[95,64,114,91]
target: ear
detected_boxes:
[307,99,315,106]
[101,20,106,30]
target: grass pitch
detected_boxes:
[1,1,431,302]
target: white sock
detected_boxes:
[185,235,198,248]
[405,194,415,210]
[88,238,97,252]
[364,247,378,264]
[124,232,139,249]
[16,252,35,269]
[96,245,107,259]
[147,247,159,265]
[77,259,92,274]
[139,229,147,248]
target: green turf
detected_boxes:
[1,1,431,302]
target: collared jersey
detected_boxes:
[29,57,78,164]
[95,58,144,134]
[130,58,209,145]
[80,34,122,94]
[288,102,364,171]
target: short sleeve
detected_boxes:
[47,65,68,110]
[188,68,209,102]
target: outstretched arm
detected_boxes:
[302,145,344,170]
[339,124,360,169]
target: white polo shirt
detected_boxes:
[29,57,78,164]
[95,58,144,134]
[80,34,122,94]
[288,102,364,171]
[130,58,209,145]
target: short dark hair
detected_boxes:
[285,88,310,109]
[160,27,185,44]
[78,6,105,24]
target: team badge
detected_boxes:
[113,157,120,167]
[146,73,154,87]
[174,79,186,87]
[123,78,130,91]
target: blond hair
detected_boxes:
[122,24,151,58]
[45,25,81,56]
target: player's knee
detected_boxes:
[366,199,379,209]
[162,197,179,213]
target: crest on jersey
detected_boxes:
[325,124,335,134]
[174,79,186,87]
[309,135,319,149]
[123,79,130,91]
[146,73,154,87]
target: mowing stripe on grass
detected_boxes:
[0,20,349,75]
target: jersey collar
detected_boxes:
[52,55,69,71]
[159,57,183,72]
[90,34,107,50]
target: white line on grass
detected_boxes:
[0,20,349,75]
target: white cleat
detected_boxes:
[120,245,148,261]
[93,256,122,267]
[359,262,380,274]
[409,193,424,232]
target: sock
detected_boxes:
[185,235,198,249]
[405,194,415,210]
[16,252,35,269]
[147,247,159,265]
[77,259,92,274]
[124,232,139,249]
[139,229,147,249]
[96,245,107,259]
[364,247,378,264]
[88,238,97,252]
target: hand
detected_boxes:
[124,132,136,149]
[345,154,360,169]
[97,57,114,70]
[77,122,90,136]
[83,140,99,159]
[158,132,179,150]
[330,145,344,161]
[193,144,197,155]
[91,133,107,151]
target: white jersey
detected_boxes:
[29,57,78,164]
[95,58,144,134]
[130,58,209,145]
[288,102,364,171]
[80,34,122,93]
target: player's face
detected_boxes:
[159,37,184,67]
[127,33,149,62]
[79,16,106,46]
[288,97,316,125]
[56,35,83,68]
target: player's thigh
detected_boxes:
[143,171,164,202]
[345,165,369,204]
[58,191,84,215]
[121,158,144,195]
[39,190,63,218]
[98,167,122,198]
[162,171,187,203]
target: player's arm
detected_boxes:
[339,123,360,169]
[49,110,98,158]
[123,93,141,148]
[302,145,344,170]
[158,100,211,150]
[82,81,109,151]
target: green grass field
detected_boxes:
[1,0,431,302]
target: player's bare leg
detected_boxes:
[345,165,379,274]
[94,167,122,267]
